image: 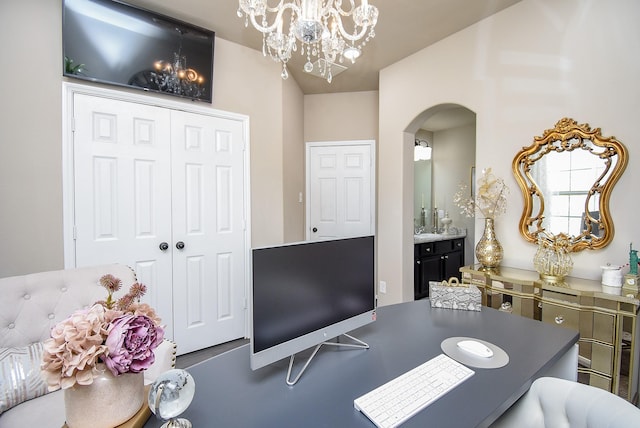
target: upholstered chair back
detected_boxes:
[491,376,640,427]
[0,264,136,348]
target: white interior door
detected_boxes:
[71,91,247,354]
[306,141,375,240]
[170,110,247,354]
[73,94,175,335]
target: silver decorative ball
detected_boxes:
[148,369,195,427]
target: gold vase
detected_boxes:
[475,218,503,269]
[64,365,144,428]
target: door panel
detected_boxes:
[307,142,374,240]
[170,110,246,354]
[73,94,174,336]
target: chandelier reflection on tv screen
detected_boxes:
[150,29,206,99]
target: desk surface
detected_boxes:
[145,300,578,428]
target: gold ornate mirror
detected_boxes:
[513,118,628,252]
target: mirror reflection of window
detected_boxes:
[532,140,606,237]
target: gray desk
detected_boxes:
[145,300,578,428]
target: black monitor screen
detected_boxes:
[251,236,375,368]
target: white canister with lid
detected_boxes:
[601,264,623,287]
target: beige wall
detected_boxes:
[377,0,640,305]
[0,0,294,277]
[304,91,379,142]
[0,0,65,276]
[432,123,476,266]
[283,78,305,243]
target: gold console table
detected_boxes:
[460,265,640,403]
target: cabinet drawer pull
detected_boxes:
[416,260,421,265]
[555,315,564,324]
[500,302,512,313]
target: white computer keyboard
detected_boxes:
[354,353,474,428]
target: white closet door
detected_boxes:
[170,110,246,354]
[72,93,248,353]
[73,93,175,335]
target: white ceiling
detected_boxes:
[128,0,523,94]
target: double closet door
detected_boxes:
[71,93,247,355]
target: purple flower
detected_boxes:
[102,314,165,376]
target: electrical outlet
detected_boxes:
[379,280,387,294]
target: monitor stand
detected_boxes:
[286,333,369,386]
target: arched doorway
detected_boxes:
[408,104,477,287]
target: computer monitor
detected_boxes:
[250,235,376,384]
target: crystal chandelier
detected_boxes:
[237,0,378,82]
[150,29,206,99]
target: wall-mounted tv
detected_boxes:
[63,0,214,103]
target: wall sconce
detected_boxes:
[414,139,432,161]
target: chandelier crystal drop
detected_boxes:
[237,0,378,82]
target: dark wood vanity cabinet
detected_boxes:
[414,238,465,299]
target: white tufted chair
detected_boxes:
[491,377,640,428]
[0,264,176,427]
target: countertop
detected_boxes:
[414,230,466,244]
[461,264,640,305]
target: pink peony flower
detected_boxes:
[102,314,165,376]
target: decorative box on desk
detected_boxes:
[460,264,640,404]
[429,277,481,311]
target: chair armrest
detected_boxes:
[144,339,177,385]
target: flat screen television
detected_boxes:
[251,236,376,384]
[63,0,214,102]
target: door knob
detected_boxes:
[159,242,169,251]
[312,227,318,233]
[176,241,185,250]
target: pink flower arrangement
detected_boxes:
[41,274,164,391]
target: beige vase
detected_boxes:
[475,218,503,269]
[64,365,144,428]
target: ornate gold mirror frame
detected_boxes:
[513,118,628,252]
